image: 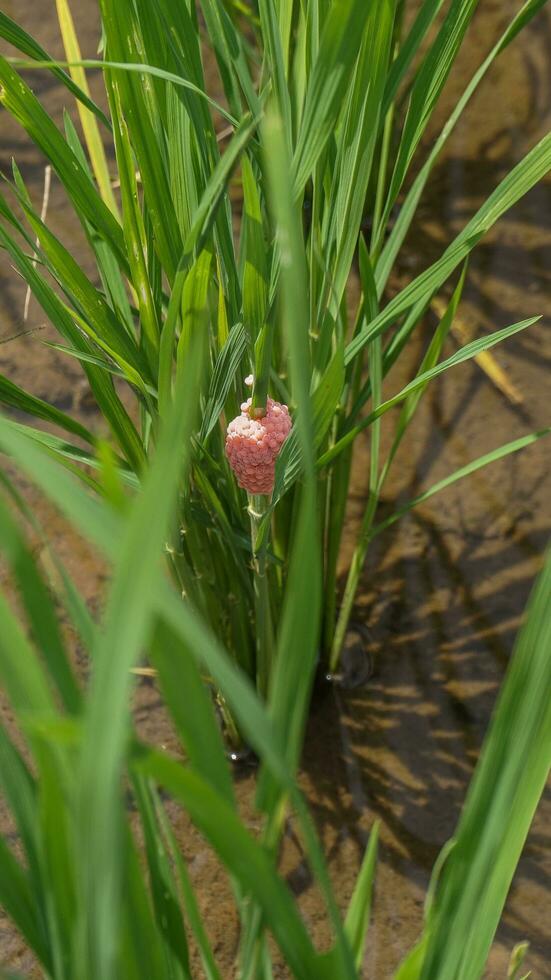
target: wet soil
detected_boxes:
[1,1,550,977]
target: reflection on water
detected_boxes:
[0,0,550,976]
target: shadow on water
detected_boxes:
[294,488,551,969]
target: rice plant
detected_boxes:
[0,409,549,979]
[0,0,550,718]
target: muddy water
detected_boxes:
[1,1,550,977]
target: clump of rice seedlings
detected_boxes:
[0,408,549,979]
[0,0,549,716]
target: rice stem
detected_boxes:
[248,493,275,697]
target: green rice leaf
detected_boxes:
[322,0,395,315]
[62,112,134,331]
[15,195,151,387]
[42,343,153,391]
[382,0,446,114]
[371,428,551,540]
[0,836,50,970]
[31,732,77,974]
[393,938,429,979]
[275,343,344,494]
[292,0,368,195]
[241,153,269,340]
[199,322,248,443]
[0,724,40,888]
[75,335,205,979]
[376,0,548,293]
[344,822,379,970]
[382,0,479,221]
[106,73,160,369]
[0,588,56,717]
[97,0,183,279]
[132,774,192,980]
[183,111,260,262]
[383,264,467,476]
[54,0,119,214]
[0,11,109,125]
[9,56,238,129]
[346,130,551,364]
[257,0,293,138]
[0,493,81,714]
[417,539,551,977]
[137,750,327,980]
[259,106,357,980]
[1,419,135,489]
[0,372,94,445]
[0,215,145,472]
[153,796,223,980]
[149,620,235,806]
[0,56,126,267]
[198,0,260,119]
[326,316,540,466]
[254,344,345,550]
[176,248,213,370]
